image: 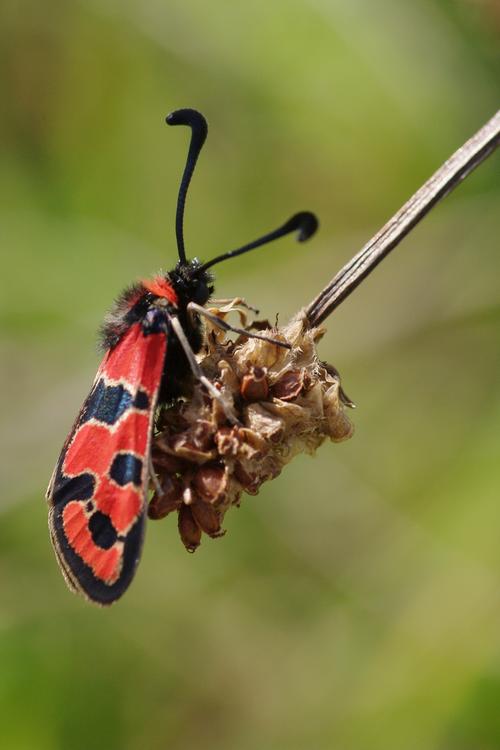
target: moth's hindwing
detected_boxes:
[47,322,167,605]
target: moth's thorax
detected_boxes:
[99,259,214,355]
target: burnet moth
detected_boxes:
[46,109,319,605]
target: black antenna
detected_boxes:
[200,212,319,272]
[166,108,208,264]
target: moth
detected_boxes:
[46,109,318,604]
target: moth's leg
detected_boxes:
[148,454,163,496]
[188,302,290,350]
[209,297,259,314]
[168,315,238,425]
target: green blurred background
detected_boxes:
[1,1,499,748]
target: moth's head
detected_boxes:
[170,259,214,306]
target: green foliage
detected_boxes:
[0,1,498,748]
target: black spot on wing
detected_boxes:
[80,379,133,426]
[133,389,150,410]
[110,454,143,487]
[52,473,95,506]
[88,511,118,549]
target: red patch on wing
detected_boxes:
[94,476,143,534]
[102,322,167,391]
[63,413,150,478]
[142,276,178,305]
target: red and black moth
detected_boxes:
[46,109,318,605]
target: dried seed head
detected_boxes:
[150,301,354,550]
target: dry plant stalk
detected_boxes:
[149,303,354,551]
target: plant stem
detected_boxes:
[305,110,500,327]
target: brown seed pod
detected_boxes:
[149,301,354,550]
[178,505,202,552]
[240,366,269,402]
[148,475,183,520]
[193,464,228,505]
[190,500,225,538]
[270,369,306,401]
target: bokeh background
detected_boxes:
[1,1,499,748]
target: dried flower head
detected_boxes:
[149,301,354,551]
